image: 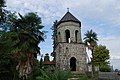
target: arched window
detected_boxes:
[75,30,78,42]
[65,30,70,43]
[58,32,61,42]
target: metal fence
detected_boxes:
[98,72,120,80]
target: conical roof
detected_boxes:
[57,11,81,26]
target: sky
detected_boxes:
[6,0,120,70]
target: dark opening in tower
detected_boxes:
[75,30,78,43]
[70,57,76,71]
[65,30,70,43]
[58,32,61,42]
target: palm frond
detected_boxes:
[83,29,98,50]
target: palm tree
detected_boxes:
[0,12,44,80]
[9,12,45,79]
[83,29,98,79]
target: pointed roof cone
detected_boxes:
[57,11,81,26]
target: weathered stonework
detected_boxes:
[54,11,87,73]
[55,43,87,73]
[57,22,82,43]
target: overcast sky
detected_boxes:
[6,0,120,69]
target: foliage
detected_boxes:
[0,6,45,80]
[83,29,98,78]
[9,12,44,54]
[0,0,17,31]
[0,48,19,80]
[0,1,20,80]
[84,29,98,50]
[94,45,110,66]
[79,75,88,80]
[51,20,58,50]
[99,65,111,72]
[0,0,5,7]
[94,45,110,72]
[0,0,6,23]
[0,0,45,80]
[8,12,45,79]
[51,20,58,60]
[36,69,71,80]
[28,60,44,80]
[39,57,43,68]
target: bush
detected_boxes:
[100,66,111,72]
[36,69,71,80]
[79,75,88,80]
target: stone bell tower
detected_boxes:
[53,10,87,73]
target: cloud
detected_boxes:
[99,36,120,59]
[6,0,120,26]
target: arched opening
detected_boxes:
[70,57,76,71]
[58,32,61,42]
[65,30,70,43]
[75,30,78,42]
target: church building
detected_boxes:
[53,10,87,73]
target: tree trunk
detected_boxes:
[91,49,95,80]
[16,51,34,80]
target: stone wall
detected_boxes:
[55,43,87,73]
[57,21,82,43]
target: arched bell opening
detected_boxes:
[75,30,78,43]
[65,30,70,43]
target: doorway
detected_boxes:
[70,57,76,71]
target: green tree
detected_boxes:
[94,45,109,66]
[94,45,110,71]
[99,65,111,72]
[0,0,20,80]
[0,32,20,80]
[0,0,46,80]
[51,20,58,50]
[83,29,98,79]
[0,12,45,80]
[9,12,45,79]
[51,20,58,61]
